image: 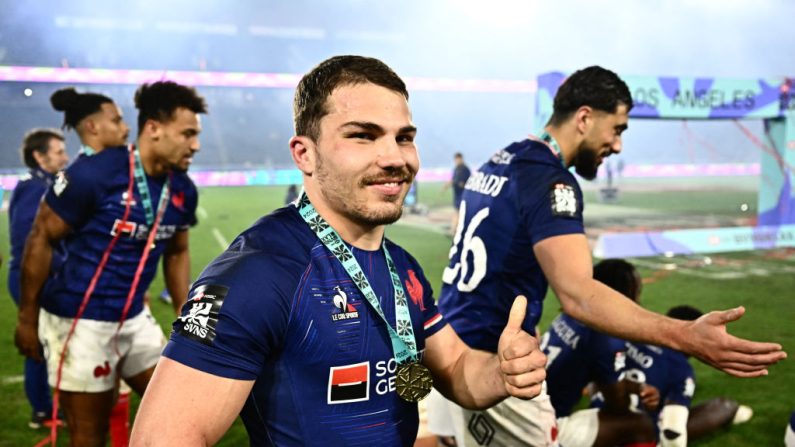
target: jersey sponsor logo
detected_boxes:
[405,270,425,311]
[331,286,359,321]
[683,376,695,398]
[614,351,626,372]
[53,171,69,196]
[489,149,514,165]
[120,191,138,206]
[550,183,578,217]
[176,284,228,345]
[464,171,509,197]
[328,362,369,404]
[468,413,496,445]
[111,219,137,237]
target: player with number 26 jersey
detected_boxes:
[438,136,585,352]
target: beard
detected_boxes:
[573,146,600,180]
[315,155,415,227]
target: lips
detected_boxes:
[367,179,405,196]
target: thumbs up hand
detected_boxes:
[496,295,547,400]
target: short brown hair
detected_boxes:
[21,128,65,169]
[134,81,208,135]
[293,55,408,141]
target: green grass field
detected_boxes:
[0,182,793,446]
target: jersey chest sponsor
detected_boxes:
[110,219,180,241]
[326,357,408,404]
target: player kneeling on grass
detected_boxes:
[618,304,752,447]
[541,259,657,447]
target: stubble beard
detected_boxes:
[315,156,412,227]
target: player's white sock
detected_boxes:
[732,405,753,425]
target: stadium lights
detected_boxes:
[0,65,537,93]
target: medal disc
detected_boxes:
[395,362,433,402]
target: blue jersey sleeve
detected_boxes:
[513,157,584,245]
[163,247,298,380]
[665,353,695,408]
[44,158,102,230]
[589,332,627,385]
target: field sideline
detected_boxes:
[0,182,792,446]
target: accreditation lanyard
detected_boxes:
[132,145,170,227]
[296,192,419,365]
[539,132,566,168]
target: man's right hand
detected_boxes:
[15,319,43,362]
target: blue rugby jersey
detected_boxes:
[438,137,585,352]
[41,146,197,321]
[163,206,446,446]
[541,313,627,417]
[8,168,54,301]
[623,341,695,420]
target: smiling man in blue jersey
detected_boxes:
[431,66,785,446]
[8,128,69,429]
[15,81,206,447]
[130,55,547,447]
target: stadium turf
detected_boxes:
[0,182,792,446]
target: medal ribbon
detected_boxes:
[296,191,419,365]
[132,145,170,226]
[540,132,566,167]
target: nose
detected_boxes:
[376,139,407,170]
[611,135,623,154]
[190,136,201,153]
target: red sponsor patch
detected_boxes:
[171,191,185,210]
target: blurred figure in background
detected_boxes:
[284,184,299,205]
[50,87,129,156]
[443,152,470,235]
[7,128,69,429]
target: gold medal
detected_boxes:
[395,362,433,402]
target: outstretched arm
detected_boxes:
[15,202,71,361]
[163,230,191,313]
[424,296,547,409]
[130,357,253,446]
[534,233,785,377]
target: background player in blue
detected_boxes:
[434,66,785,446]
[622,305,753,447]
[443,152,471,236]
[50,87,130,157]
[7,128,69,429]
[131,55,547,447]
[14,80,206,447]
[542,259,656,447]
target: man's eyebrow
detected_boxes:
[339,121,384,133]
[398,125,418,134]
[616,123,628,132]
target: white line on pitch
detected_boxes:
[1,375,24,385]
[212,228,229,249]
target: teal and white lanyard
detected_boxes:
[296,191,419,365]
[540,132,566,168]
[80,144,97,156]
[131,145,170,227]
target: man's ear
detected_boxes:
[83,118,98,136]
[143,119,161,141]
[290,136,316,175]
[574,105,593,135]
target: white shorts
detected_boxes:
[427,388,458,437]
[431,382,559,447]
[785,422,795,447]
[556,408,599,447]
[39,307,166,393]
